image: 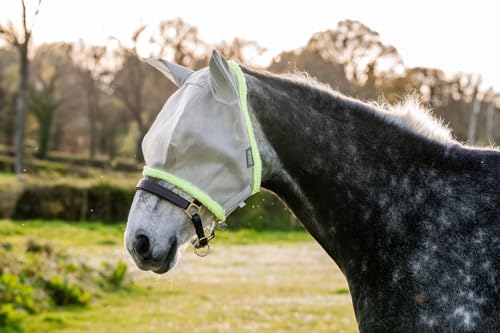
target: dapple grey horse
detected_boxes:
[125,51,499,332]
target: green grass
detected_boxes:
[0,220,312,251]
[1,220,357,333]
[0,172,17,182]
[0,220,127,254]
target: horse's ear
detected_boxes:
[142,58,194,87]
[208,50,238,104]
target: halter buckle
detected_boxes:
[183,200,202,218]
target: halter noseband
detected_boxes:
[136,178,215,255]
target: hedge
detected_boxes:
[0,153,141,177]
[1,177,302,230]
[9,181,135,222]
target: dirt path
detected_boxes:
[107,241,358,333]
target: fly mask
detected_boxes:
[136,50,262,253]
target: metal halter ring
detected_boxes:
[194,242,210,257]
[191,222,217,257]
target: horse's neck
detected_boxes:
[246,70,476,273]
[244,69,500,332]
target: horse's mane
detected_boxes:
[243,67,454,145]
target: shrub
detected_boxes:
[2,171,299,230]
[26,238,53,256]
[87,182,135,222]
[44,276,91,306]
[0,273,36,313]
[0,176,22,219]
[228,191,303,230]
[99,260,128,290]
[0,304,24,333]
[11,181,135,222]
[6,180,301,230]
[0,156,14,173]
[0,239,132,331]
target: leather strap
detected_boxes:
[137,178,190,209]
[191,213,208,247]
[136,178,207,248]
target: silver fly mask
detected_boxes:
[140,50,262,223]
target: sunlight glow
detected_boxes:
[1,0,499,89]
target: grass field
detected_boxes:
[1,220,358,333]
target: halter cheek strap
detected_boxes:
[136,178,213,249]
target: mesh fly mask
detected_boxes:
[135,50,262,254]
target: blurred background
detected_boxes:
[0,1,498,332]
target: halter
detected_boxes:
[136,177,216,256]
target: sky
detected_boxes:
[1,0,499,89]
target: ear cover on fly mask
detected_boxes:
[140,50,262,222]
[142,58,194,86]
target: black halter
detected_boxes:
[136,178,211,249]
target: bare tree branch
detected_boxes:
[27,0,43,37]
[0,21,20,46]
[21,0,28,39]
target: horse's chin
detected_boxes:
[152,239,179,274]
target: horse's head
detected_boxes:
[125,50,262,273]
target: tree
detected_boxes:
[307,20,403,86]
[215,37,265,65]
[112,25,174,162]
[73,41,108,160]
[27,42,75,159]
[28,73,61,158]
[153,18,207,69]
[0,0,43,175]
[396,67,451,106]
[467,82,482,145]
[484,89,496,144]
[0,71,6,125]
[268,48,352,95]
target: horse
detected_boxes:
[125,50,500,332]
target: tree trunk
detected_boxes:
[37,111,53,159]
[14,45,29,175]
[135,130,146,163]
[133,110,146,163]
[485,102,495,145]
[467,95,480,145]
[87,78,98,161]
[89,105,97,160]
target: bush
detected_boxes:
[228,191,303,231]
[26,238,53,255]
[10,181,135,222]
[45,276,91,306]
[3,178,301,230]
[0,156,14,173]
[0,238,132,332]
[87,182,135,222]
[99,261,128,290]
[0,176,22,219]
[0,304,24,333]
[0,273,36,314]
[1,169,299,230]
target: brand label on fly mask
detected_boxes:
[246,147,254,168]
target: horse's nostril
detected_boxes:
[134,234,151,260]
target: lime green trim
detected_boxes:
[143,166,226,221]
[228,61,262,194]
